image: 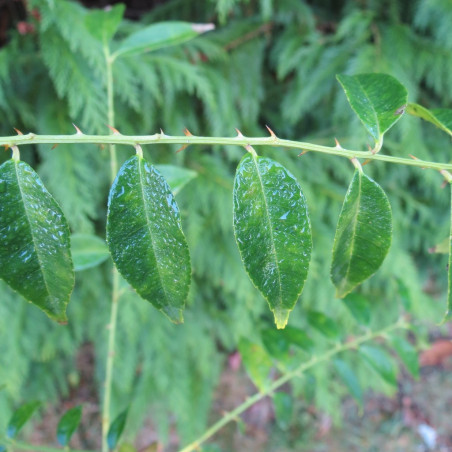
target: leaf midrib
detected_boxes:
[353,78,380,139]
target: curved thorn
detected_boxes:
[160,128,167,137]
[334,138,342,149]
[13,128,23,135]
[298,150,309,156]
[409,154,419,160]
[176,144,189,153]
[183,128,193,137]
[235,128,244,138]
[106,124,121,135]
[51,144,59,150]
[265,125,276,139]
[72,123,83,135]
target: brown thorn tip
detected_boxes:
[298,150,308,156]
[409,154,419,160]
[176,144,189,153]
[235,128,244,138]
[106,125,121,135]
[265,125,276,138]
[334,138,342,148]
[14,128,23,135]
[72,123,83,135]
[183,128,193,137]
[362,159,371,166]
[51,144,59,150]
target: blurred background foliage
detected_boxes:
[0,0,451,449]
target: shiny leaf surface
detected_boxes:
[107,156,191,323]
[337,73,407,142]
[7,401,41,438]
[113,21,214,59]
[238,338,273,391]
[359,345,398,386]
[333,358,363,405]
[331,170,392,298]
[107,409,128,450]
[57,405,82,446]
[71,234,109,271]
[406,103,452,137]
[233,153,312,328]
[0,159,74,322]
[154,164,197,195]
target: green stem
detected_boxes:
[101,43,120,452]
[2,133,452,171]
[178,320,405,452]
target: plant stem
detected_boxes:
[2,133,452,171]
[101,43,120,452]
[178,320,405,452]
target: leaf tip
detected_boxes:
[273,308,290,329]
[163,307,184,324]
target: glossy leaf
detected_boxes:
[333,358,363,405]
[233,153,312,328]
[389,335,419,379]
[57,405,82,446]
[107,156,191,323]
[113,21,214,59]
[307,311,340,340]
[238,338,273,391]
[154,164,197,195]
[406,103,452,137]
[443,183,452,322]
[342,293,371,326]
[71,234,109,271]
[107,409,128,451]
[331,170,392,298]
[273,392,293,430]
[84,3,125,43]
[359,345,398,386]
[7,401,41,438]
[337,73,407,142]
[0,159,74,322]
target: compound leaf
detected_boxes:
[0,159,74,322]
[337,73,407,143]
[107,156,191,323]
[71,234,109,271]
[57,405,82,446]
[233,153,312,328]
[7,401,41,438]
[107,409,128,451]
[113,21,214,59]
[331,170,392,298]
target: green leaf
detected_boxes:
[337,73,407,143]
[333,358,363,405]
[7,401,41,438]
[71,234,109,271]
[443,183,452,323]
[106,156,191,323]
[113,21,214,59]
[331,170,392,298]
[282,326,314,351]
[118,444,138,452]
[342,293,371,326]
[57,405,82,446]
[238,338,273,391]
[406,103,452,137]
[107,409,128,451]
[388,335,419,379]
[307,311,340,340]
[85,3,125,43]
[0,159,74,323]
[154,164,197,196]
[273,392,293,430]
[233,153,312,328]
[359,345,398,386]
[396,277,411,311]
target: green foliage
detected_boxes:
[57,405,83,446]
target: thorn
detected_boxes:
[235,128,244,138]
[106,125,121,135]
[3,144,10,150]
[14,128,23,135]
[183,128,193,137]
[265,125,276,139]
[72,123,83,135]
[362,159,371,166]
[51,143,59,150]
[334,138,342,149]
[409,154,419,160]
[176,144,189,153]
[160,128,167,137]
[298,150,309,156]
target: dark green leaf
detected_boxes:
[71,234,109,271]
[273,392,293,430]
[359,345,398,386]
[331,170,392,298]
[233,152,312,328]
[7,401,41,438]
[342,293,371,325]
[389,335,419,379]
[0,159,74,323]
[57,405,82,446]
[337,73,407,143]
[238,338,273,391]
[154,164,197,195]
[261,328,290,359]
[307,311,340,340]
[333,358,363,405]
[406,103,452,137]
[282,326,314,351]
[443,183,452,323]
[85,3,125,43]
[107,156,191,323]
[107,409,128,451]
[113,21,214,59]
